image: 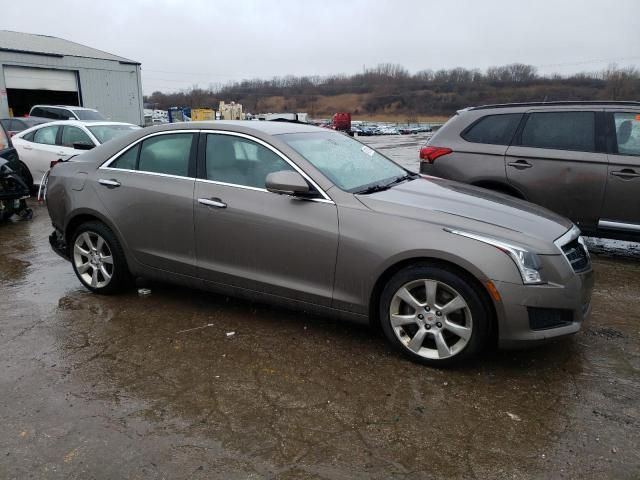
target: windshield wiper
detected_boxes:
[354,183,393,195]
[354,173,418,195]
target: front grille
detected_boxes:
[528,307,573,330]
[561,238,590,273]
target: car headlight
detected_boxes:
[445,228,544,285]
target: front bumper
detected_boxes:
[49,229,70,261]
[493,268,594,349]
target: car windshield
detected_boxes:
[279,131,408,192]
[88,124,140,144]
[73,110,106,120]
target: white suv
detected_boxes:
[29,105,106,121]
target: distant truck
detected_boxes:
[332,112,351,133]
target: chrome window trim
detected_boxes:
[99,129,334,203]
[598,219,640,233]
[98,167,194,181]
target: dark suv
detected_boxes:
[420,101,640,241]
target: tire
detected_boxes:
[379,263,489,367]
[70,221,129,294]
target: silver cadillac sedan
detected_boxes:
[46,121,594,366]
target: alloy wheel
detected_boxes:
[73,231,114,289]
[389,279,472,360]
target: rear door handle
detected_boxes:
[23,145,32,150]
[507,160,533,169]
[611,169,640,179]
[98,178,121,187]
[198,197,227,208]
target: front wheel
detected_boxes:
[379,264,490,366]
[71,222,129,294]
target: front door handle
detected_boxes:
[23,145,32,150]
[507,160,533,169]
[611,169,640,179]
[98,178,121,188]
[198,197,227,208]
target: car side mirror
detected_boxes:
[265,170,311,196]
[73,142,95,150]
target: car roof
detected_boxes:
[30,105,100,112]
[146,120,324,135]
[465,100,640,112]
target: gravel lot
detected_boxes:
[1,134,638,479]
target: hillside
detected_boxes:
[144,63,640,118]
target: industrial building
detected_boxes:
[0,30,144,125]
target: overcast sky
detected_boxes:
[2,0,639,94]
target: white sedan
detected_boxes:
[12,120,141,185]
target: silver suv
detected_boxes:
[420,101,640,241]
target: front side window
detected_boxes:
[613,112,640,156]
[33,125,60,145]
[138,134,194,176]
[61,126,94,148]
[279,131,406,192]
[462,113,522,145]
[520,111,595,152]
[205,134,293,188]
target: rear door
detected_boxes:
[599,111,640,233]
[96,131,198,276]
[17,124,62,183]
[193,131,339,306]
[505,109,607,231]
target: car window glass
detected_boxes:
[61,126,93,148]
[462,114,522,145]
[31,107,44,117]
[74,110,106,120]
[521,111,595,152]
[33,125,60,145]
[109,144,139,170]
[205,134,293,188]
[613,112,640,156]
[22,130,35,142]
[280,131,406,192]
[138,134,194,176]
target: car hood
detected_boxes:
[356,176,573,254]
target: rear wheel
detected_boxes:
[71,222,129,294]
[379,263,489,366]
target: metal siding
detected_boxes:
[0,51,143,124]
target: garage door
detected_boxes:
[4,66,78,92]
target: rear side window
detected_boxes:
[461,114,522,145]
[520,112,595,152]
[30,107,45,117]
[613,112,640,156]
[109,134,195,176]
[33,126,60,145]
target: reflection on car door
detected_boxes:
[96,132,198,276]
[193,132,339,306]
[599,111,640,233]
[505,110,607,232]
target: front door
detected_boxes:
[95,132,198,276]
[193,132,339,306]
[599,111,640,233]
[505,110,607,231]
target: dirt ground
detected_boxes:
[1,136,639,479]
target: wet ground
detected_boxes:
[1,137,639,479]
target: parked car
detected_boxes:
[46,121,593,366]
[12,121,141,185]
[29,105,106,121]
[420,101,640,241]
[1,117,50,137]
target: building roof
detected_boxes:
[0,30,139,64]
